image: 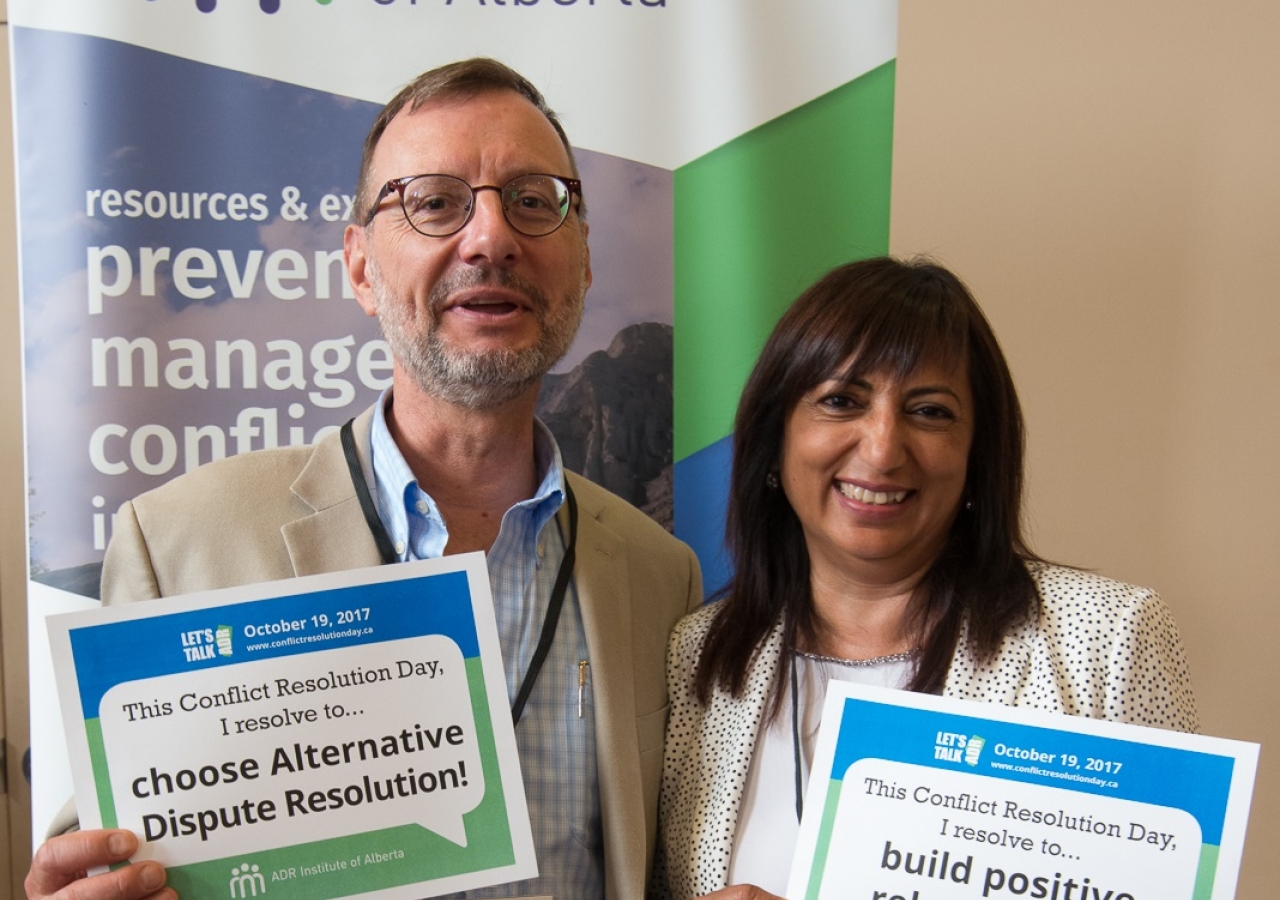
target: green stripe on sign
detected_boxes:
[674,61,895,462]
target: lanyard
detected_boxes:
[340,418,578,726]
[790,651,805,821]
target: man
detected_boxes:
[27,58,701,900]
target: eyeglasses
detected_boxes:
[364,173,583,237]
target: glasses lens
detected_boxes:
[502,175,571,236]
[401,175,473,236]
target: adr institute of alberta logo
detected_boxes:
[146,0,335,13]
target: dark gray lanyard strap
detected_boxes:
[790,651,804,821]
[510,479,577,726]
[341,419,399,565]
[340,417,578,726]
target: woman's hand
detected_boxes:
[698,885,787,900]
[26,829,172,900]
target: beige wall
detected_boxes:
[891,2,1280,897]
[1,0,35,893]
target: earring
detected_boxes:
[766,472,780,489]
[964,499,973,511]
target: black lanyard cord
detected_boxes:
[341,419,400,565]
[510,478,577,725]
[790,650,804,821]
[340,417,579,727]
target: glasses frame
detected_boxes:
[364,173,583,238]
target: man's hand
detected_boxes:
[26,830,172,900]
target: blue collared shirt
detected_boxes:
[369,391,602,900]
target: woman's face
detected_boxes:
[779,356,975,588]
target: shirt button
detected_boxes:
[395,541,406,556]
[415,499,430,516]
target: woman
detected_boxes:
[650,257,1197,900]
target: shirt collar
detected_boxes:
[368,388,566,557]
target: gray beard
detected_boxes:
[372,262,585,411]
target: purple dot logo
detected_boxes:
[146,0,338,15]
[148,0,288,13]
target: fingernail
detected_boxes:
[107,832,133,856]
[139,862,165,891]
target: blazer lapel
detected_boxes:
[698,621,784,896]
[568,475,644,900]
[282,406,384,576]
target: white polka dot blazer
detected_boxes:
[650,563,1198,900]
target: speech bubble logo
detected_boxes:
[97,634,485,864]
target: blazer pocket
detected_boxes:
[637,703,669,754]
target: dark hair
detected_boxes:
[352,57,580,224]
[694,256,1040,712]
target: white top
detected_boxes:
[726,654,915,895]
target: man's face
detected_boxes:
[345,90,591,409]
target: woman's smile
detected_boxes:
[780,358,973,584]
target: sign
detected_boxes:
[789,683,1258,900]
[48,554,537,900]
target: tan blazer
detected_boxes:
[100,404,703,900]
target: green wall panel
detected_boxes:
[674,61,895,461]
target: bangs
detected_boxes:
[743,257,986,447]
[797,269,972,394]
